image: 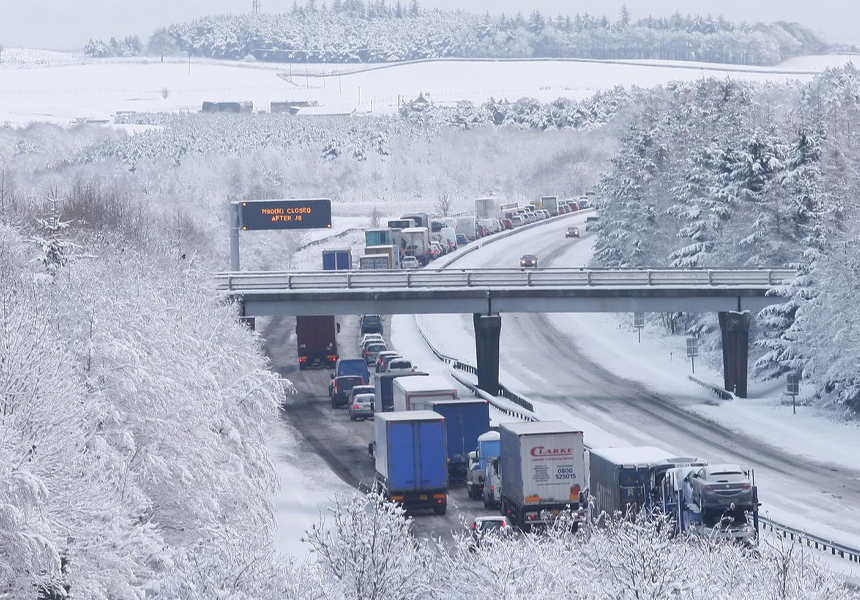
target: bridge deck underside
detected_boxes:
[236,287,779,316]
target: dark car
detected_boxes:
[456,233,469,246]
[360,314,383,335]
[565,227,580,238]
[520,254,538,269]
[331,375,364,408]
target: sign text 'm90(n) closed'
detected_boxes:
[239,199,332,230]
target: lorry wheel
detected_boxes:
[483,496,490,509]
[349,415,356,421]
[434,505,447,516]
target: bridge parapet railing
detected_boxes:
[215,268,797,292]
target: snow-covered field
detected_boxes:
[0,49,844,125]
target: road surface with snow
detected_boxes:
[412,212,860,550]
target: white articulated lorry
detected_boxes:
[499,421,586,531]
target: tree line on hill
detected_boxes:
[84,2,828,66]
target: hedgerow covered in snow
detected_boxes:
[153,491,858,600]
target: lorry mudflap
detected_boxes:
[386,489,447,514]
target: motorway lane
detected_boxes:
[261,313,494,541]
[417,213,860,542]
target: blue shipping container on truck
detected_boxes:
[322,249,352,271]
[425,400,490,482]
[374,411,448,514]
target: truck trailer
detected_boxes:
[374,411,448,514]
[468,430,500,500]
[375,371,428,413]
[402,227,431,265]
[322,249,352,271]
[296,316,337,369]
[475,197,500,220]
[587,446,704,519]
[456,216,478,241]
[392,375,458,411]
[541,196,559,217]
[413,399,490,483]
[662,464,759,544]
[499,421,586,530]
[365,244,398,269]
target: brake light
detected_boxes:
[354,404,360,409]
[742,484,751,490]
[390,495,404,503]
[433,493,446,500]
[298,357,307,362]
[490,486,494,494]
[327,355,337,362]
[471,522,476,530]
[704,486,714,491]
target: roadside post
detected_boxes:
[786,372,800,414]
[633,312,644,343]
[686,336,698,373]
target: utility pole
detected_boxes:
[252,0,261,14]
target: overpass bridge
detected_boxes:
[216,267,795,399]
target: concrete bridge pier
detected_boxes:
[719,311,751,398]
[473,313,502,396]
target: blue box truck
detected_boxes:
[374,411,448,515]
[413,399,490,483]
[322,249,352,271]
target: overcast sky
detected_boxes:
[1,0,857,50]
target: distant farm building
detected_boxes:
[201,101,253,114]
[271,100,320,114]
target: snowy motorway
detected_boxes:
[414,212,860,547]
[263,311,496,542]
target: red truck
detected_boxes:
[296,316,338,369]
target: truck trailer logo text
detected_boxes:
[530,446,573,457]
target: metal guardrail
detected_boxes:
[407,215,860,566]
[760,517,860,564]
[688,375,735,401]
[216,267,796,293]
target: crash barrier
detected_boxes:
[760,517,860,564]
[413,214,860,566]
[688,375,735,401]
[413,315,536,419]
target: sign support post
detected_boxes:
[230,201,241,271]
[633,312,644,344]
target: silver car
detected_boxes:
[402,256,420,269]
[364,342,387,365]
[690,465,753,509]
[349,393,375,421]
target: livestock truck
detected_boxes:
[375,371,428,413]
[587,446,705,519]
[392,375,458,411]
[375,411,449,514]
[468,430,501,501]
[412,399,490,483]
[499,421,586,530]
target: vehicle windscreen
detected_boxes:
[367,344,386,352]
[708,472,746,483]
[354,394,375,404]
[363,316,381,326]
[478,520,504,532]
[338,377,363,388]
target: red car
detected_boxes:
[502,218,513,230]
